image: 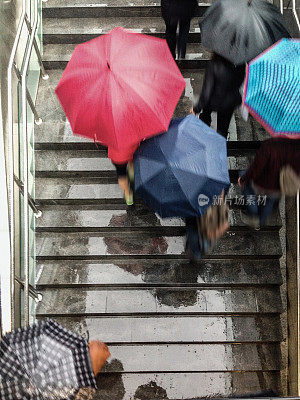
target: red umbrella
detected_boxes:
[55,27,186,149]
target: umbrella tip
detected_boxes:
[107,62,111,70]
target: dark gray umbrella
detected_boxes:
[0,319,97,400]
[200,0,290,64]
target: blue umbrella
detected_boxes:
[134,115,230,218]
[244,38,300,138]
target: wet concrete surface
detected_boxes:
[37,286,282,316]
[36,207,281,228]
[43,314,283,342]
[36,258,283,286]
[34,2,286,398]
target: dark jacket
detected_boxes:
[161,0,198,20]
[193,55,245,113]
[240,138,300,192]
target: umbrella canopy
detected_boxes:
[55,27,186,150]
[0,319,96,400]
[200,0,290,64]
[243,39,300,138]
[134,115,230,218]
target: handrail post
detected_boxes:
[12,63,42,125]
[24,15,49,80]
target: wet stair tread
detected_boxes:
[94,371,280,399]
[36,259,283,287]
[36,315,283,342]
[36,286,283,315]
[43,0,210,7]
[43,0,210,12]
[43,17,202,43]
[33,179,254,199]
[75,343,282,372]
[42,42,210,62]
[35,230,282,257]
[43,43,210,69]
[35,207,282,229]
[34,150,250,172]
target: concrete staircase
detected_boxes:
[35,1,286,398]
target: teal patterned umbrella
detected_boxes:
[244,39,300,138]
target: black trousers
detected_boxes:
[164,16,191,59]
[199,107,235,139]
[113,162,127,178]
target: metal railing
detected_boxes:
[292,0,300,30]
[7,0,47,329]
[279,0,300,30]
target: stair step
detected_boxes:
[35,230,282,258]
[36,207,281,229]
[36,259,282,287]
[33,119,264,152]
[34,68,269,142]
[36,169,243,181]
[91,343,282,372]
[37,315,282,342]
[34,179,265,203]
[35,149,251,174]
[94,371,280,398]
[36,286,283,316]
[43,43,210,69]
[43,0,209,18]
[43,17,202,44]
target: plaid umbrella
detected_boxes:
[0,319,97,400]
[243,38,300,138]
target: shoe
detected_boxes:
[240,210,260,229]
[125,190,134,206]
[185,244,203,263]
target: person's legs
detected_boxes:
[113,162,133,205]
[164,16,178,59]
[185,217,203,261]
[217,108,234,139]
[240,182,260,229]
[242,183,259,216]
[199,107,212,127]
[258,196,276,226]
[178,18,191,59]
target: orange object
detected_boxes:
[88,341,111,377]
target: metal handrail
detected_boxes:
[279,0,300,29]
[7,0,26,332]
[22,0,42,326]
[292,0,300,31]
[14,276,42,302]
[14,174,42,217]
[7,0,46,329]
